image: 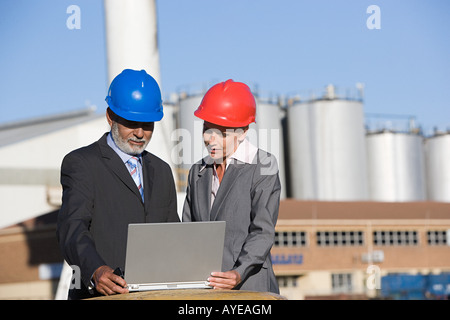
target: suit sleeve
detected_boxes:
[233,152,281,282]
[56,152,106,287]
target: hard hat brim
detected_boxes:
[194,108,254,128]
[110,105,164,123]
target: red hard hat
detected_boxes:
[194,79,256,127]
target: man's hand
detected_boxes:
[93,265,129,296]
[208,270,241,290]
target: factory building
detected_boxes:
[0,108,107,228]
[273,200,450,300]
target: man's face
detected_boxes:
[202,121,247,163]
[107,109,154,155]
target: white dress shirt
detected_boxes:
[210,139,258,208]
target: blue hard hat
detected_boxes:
[105,69,163,122]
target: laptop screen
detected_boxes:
[124,221,225,288]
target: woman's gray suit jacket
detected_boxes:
[182,148,281,294]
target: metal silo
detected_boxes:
[287,85,368,201]
[176,93,206,190]
[248,98,286,199]
[366,131,426,201]
[425,132,450,202]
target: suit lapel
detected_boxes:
[209,160,245,221]
[195,162,212,221]
[98,134,144,204]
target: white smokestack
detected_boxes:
[104,0,161,85]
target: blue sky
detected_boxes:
[0,0,449,135]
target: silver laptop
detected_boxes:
[124,221,226,292]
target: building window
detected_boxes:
[427,230,448,245]
[316,231,364,246]
[274,231,307,247]
[277,276,298,288]
[332,273,353,293]
[373,230,418,246]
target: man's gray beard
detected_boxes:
[111,122,149,156]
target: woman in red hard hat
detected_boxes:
[183,80,281,294]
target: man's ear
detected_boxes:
[106,107,114,127]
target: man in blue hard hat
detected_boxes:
[57,69,179,299]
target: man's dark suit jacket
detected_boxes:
[56,133,179,299]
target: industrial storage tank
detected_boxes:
[366,130,426,201]
[248,98,286,199]
[176,86,287,198]
[425,132,450,202]
[176,93,205,191]
[287,85,368,201]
